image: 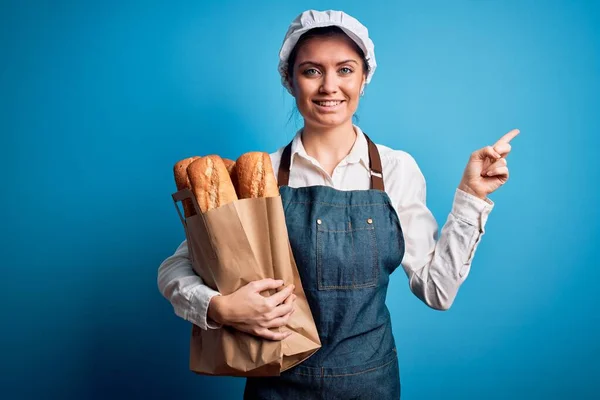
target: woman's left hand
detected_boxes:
[458,129,520,201]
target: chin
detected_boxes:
[311,118,347,128]
[309,112,352,128]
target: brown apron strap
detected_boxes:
[363,133,385,191]
[276,132,385,191]
[277,140,293,187]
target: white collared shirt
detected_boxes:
[157,125,494,329]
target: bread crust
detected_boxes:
[222,158,238,195]
[235,152,279,199]
[187,155,238,213]
[222,158,235,174]
[173,156,201,217]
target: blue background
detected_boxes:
[2,0,598,399]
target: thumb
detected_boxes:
[251,278,285,293]
[473,145,501,161]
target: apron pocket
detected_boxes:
[316,217,379,290]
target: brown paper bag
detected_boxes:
[172,188,321,377]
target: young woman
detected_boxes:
[158,9,518,399]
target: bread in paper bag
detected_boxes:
[171,152,321,377]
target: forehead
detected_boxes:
[294,35,362,64]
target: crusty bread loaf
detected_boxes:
[235,152,279,199]
[222,158,238,194]
[187,155,238,213]
[174,156,201,217]
[223,158,235,174]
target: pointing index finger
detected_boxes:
[494,129,520,146]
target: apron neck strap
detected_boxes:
[277,132,385,191]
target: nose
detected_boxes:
[319,71,339,94]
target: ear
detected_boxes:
[285,72,295,96]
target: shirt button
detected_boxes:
[317,219,322,225]
[367,218,373,224]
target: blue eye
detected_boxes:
[303,68,320,76]
[340,67,353,74]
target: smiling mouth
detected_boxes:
[313,100,345,107]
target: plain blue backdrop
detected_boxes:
[1,0,598,399]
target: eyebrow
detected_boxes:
[297,59,359,68]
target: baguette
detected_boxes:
[235,152,279,199]
[187,155,238,213]
[223,158,238,194]
[173,156,201,217]
[222,158,235,174]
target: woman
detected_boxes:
[158,9,518,399]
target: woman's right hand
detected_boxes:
[208,279,297,341]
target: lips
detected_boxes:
[312,100,345,111]
[313,100,343,106]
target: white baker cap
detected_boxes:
[278,9,377,95]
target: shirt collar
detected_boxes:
[288,125,370,170]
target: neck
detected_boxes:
[301,120,357,171]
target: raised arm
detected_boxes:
[396,176,493,310]
[394,129,518,310]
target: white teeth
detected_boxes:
[316,101,341,107]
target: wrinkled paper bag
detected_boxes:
[172,188,321,376]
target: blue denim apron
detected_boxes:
[244,134,405,399]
